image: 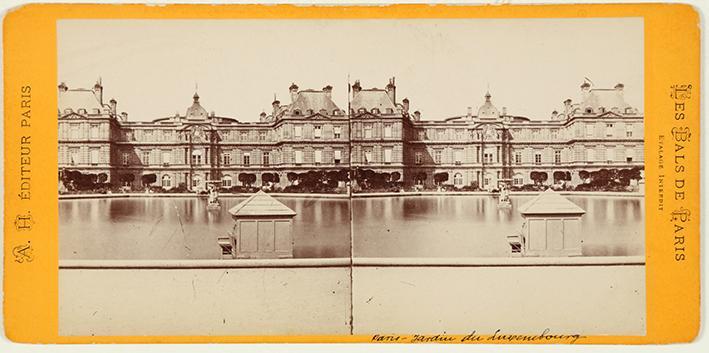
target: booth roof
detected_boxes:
[518,189,586,216]
[228,190,297,217]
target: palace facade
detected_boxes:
[57,78,644,191]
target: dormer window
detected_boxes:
[625,107,634,114]
[333,109,341,116]
[78,108,87,115]
[64,108,73,114]
[372,108,380,114]
[598,107,606,113]
[293,109,301,116]
[386,108,394,114]
[306,109,314,115]
[319,109,328,115]
[358,108,366,113]
[585,107,593,114]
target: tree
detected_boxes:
[415,172,427,185]
[119,173,135,186]
[141,173,157,186]
[553,171,570,183]
[97,173,108,184]
[239,173,257,187]
[579,170,590,182]
[287,172,299,184]
[433,172,449,185]
[262,173,274,184]
[530,171,548,185]
[390,171,401,183]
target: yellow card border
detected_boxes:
[3,3,701,344]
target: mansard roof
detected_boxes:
[58,89,103,113]
[581,88,632,112]
[351,89,397,112]
[287,90,340,114]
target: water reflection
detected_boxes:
[60,195,644,260]
[352,196,644,258]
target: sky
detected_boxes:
[58,18,643,122]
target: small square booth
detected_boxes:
[512,189,586,257]
[226,190,297,259]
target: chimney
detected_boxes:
[551,110,559,119]
[352,80,362,96]
[413,111,421,121]
[386,77,396,103]
[323,85,333,99]
[402,98,410,114]
[272,98,281,117]
[467,106,473,119]
[109,98,117,114]
[259,111,267,122]
[289,83,299,102]
[563,99,572,114]
[581,81,591,102]
[615,83,625,97]
[58,82,68,93]
[93,80,103,103]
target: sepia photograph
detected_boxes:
[56,18,645,337]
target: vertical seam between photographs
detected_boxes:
[346,73,355,335]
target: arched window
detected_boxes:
[453,173,464,187]
[585,107,593,114]
[192,175,202,188]
[161,174,172,188]
[222,175,232,188]
[293,109,301,116]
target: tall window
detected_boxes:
[162,151,171,165]
[606,146,615,162]
[294,150,303,164]
[90,124,100,139]
[483,152,493,164]
[334,126,341,139]
[383,124,393,138]
[313,126,322,139]
[554,150,561,165]
[586,148,596,162]
[626,124,633,138]
[222,152,231,166]
[144,129,153,141]
[418,130,425,140]
[606,123,614,137]
[586,124,594,137]
[314,150,322,164]
[415,152,423,165]
[534,153,542,165]
[437,129,446,140]
[122,152,129,166]
[142,151,150,165]
[383,148,392,164]
[434,150,442,164]
[161,175,171,188]
[551,129,559,140]
[240,131,248,141]
[514,151,522,165]
[222,175,233,188]
[243,152,250,166]
[364,149,373,164]
[626,147,635,162]
[191,150,202,165]
[334,150,342,164]
[364,124,373,138]
[262,152,270,166]
[70,125,80,139]
[90,149,100,165]
[454,149,463,164]
[294,126,302,138]
[454,173,463,187]
[70,148,79,165]
[259,131,267,141]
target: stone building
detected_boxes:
[57,78,643,190]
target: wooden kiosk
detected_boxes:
[220,191,297,259]
[507,189,586,257]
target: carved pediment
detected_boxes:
[59,112,88,120]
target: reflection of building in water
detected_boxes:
[57,78,643,190]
